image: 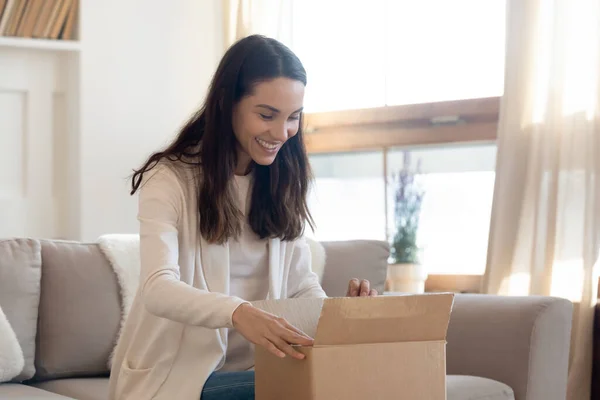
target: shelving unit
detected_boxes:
[1,0,213,241]
[0,0,81,239]
[0,35,79,51]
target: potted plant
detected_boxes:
[387,151,427,293]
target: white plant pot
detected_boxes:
[386,263,428,294]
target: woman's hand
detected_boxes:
[232,304,313,360]
[346,278,378,297]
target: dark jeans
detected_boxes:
[200,371,255,400]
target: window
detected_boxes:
[387,144,497,275]
[292,1,387,112]
[307,151,386,241]
[307,144,496,275]
[292,0,506,112]
[294,1,505,276]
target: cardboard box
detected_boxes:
[252,293,454,400]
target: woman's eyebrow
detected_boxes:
[255,105,304,114]
[256,104,280,113]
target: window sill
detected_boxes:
[425,274,483,294]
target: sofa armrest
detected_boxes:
[447,294,573,400]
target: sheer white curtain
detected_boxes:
[484,1,600,399]
[222,0,292,50]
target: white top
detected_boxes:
[224,174,270,371]
[108,161,327,400]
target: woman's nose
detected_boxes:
[271,122,288,142]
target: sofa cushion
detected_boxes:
[320,240,389,297]
[0,305,25,382]
[0,238,42,382]
[31,378,108,400]
[33,241,121,381]
[0,383,74,399]
[447,375,514,400]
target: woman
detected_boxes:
[107,35,377,400]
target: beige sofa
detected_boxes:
[0,238,573,400]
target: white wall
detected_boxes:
[0,49,69,239]
[78,0,224,241]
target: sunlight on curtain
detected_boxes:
[222,0,293,49]
[550,258,600,303]
[485,1,600,399]
[561,1,599,118]
[531,0,599,123]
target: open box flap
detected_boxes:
[313,293,454,346]
[251,298,325,339]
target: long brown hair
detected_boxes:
[130,35,314,244]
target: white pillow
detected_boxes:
[306,237,326,283]
[0,305,24,382]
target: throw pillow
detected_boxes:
[0,238,42,381]
[306,237,326,283]
[0,305,25,382]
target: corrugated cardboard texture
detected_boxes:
[255,346,314,400]
[256,341,446,400]
[311,341,446,400]
[315,294,454,345]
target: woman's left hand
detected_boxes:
[346,278,378,297]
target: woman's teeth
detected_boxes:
[256,138,278,150]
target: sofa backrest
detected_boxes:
[33,240,121,381]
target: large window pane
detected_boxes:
[385,0,506,105]
[292,1,387,112]
[292,0,506,112]
[308,151,386,241]
[387,144,497,275]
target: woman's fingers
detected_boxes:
[277,324,314,347]
[360,279,371,296]
[269,334,306,360]
[262,338,286,358]
[369,289,378,297]
[347,278,373,297]
[347,278,360,297]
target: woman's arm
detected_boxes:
[286,237,328,299]
[138,165,247,329]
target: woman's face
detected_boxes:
[232,77,305,175]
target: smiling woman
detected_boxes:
[131,36,313,244]
[107,34,375,400]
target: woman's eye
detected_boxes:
[259,114,273,121]
[289,114,300,121]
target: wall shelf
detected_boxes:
[0,36,80,52]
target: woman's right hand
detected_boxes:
[232,303,313,360]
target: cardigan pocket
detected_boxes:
[115,361,159,399]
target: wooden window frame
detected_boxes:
[304,97,500,292]
[304,97,500,153]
